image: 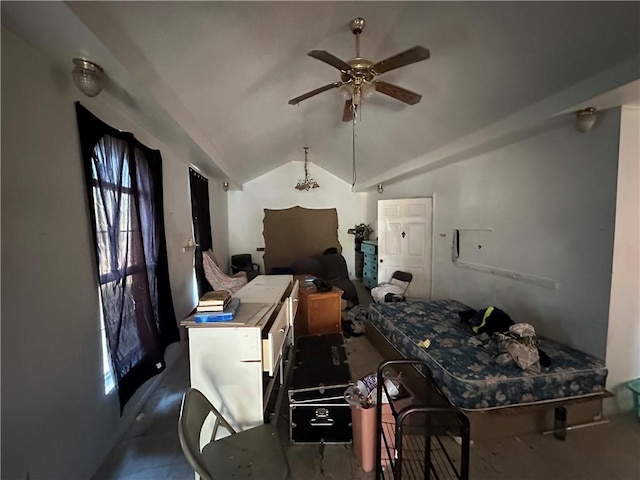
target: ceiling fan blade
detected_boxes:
[308,50,352,72]
[342,99,355,122]
[374,80,422,105]
[372,46,430,75]
[288,82,343,105]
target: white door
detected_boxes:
[378,198,433,300]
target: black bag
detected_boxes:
[384,292,405,302]
[312,278,333,292]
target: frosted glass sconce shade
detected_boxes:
[575,107,598,133]
[72,58,104,97]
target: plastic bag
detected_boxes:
[344,371,401,408]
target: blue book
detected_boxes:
[194,298,240,322]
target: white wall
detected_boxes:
[605,106,640,414]
[1,27,225,479]
[367,111,620,360]
[228,161,367,277]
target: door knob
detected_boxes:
[379,259,383,263]
[402,231,406,238]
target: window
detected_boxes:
[76,103,179,411]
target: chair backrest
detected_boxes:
[231,254,253,269]
[390,270,413,295]
[178,388,237,480]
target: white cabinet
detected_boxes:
[182,275,298,436]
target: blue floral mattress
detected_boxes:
[368,299,608,411]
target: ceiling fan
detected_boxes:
[288,17,430,122]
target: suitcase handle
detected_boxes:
[310,407,335,427]
[310,418,335,427]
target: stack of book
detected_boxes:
[194,290,240,322]
[198,290,231,311]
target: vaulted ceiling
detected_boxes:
[3,2,639,190]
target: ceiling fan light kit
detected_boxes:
[288,17,430,121]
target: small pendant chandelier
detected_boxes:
[295,146,320,191]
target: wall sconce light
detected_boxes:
[575,107,598,133]
[72,58,105,97]
[222,181,229,192]
[377,183,384,194]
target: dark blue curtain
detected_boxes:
[76,103,179,412]
[189,168,213,297]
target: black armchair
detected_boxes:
[290,253,359,307]
[230,254,261,282]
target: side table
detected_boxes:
[295,283,343,338]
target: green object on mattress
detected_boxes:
[472,306,494,333]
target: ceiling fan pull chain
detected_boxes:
[351,111,357,191]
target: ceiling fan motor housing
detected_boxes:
[341,58,375,84]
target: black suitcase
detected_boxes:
[289,333,353,444]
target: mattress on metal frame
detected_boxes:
[367,299,608,411]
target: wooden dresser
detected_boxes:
[294,280,343,338]
[361,240,378,289]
